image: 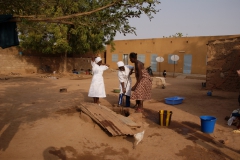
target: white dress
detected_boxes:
[88,61,108,97]
[118,65,134,96]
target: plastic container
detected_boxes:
[200,115,217,133]
[159,110,173,126]
[165,96,184,105]
[207,91,212,96]
[118,94,125,106]
[72,71,79,74]
[113,88,120,93]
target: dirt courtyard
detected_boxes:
[0,71,240,160]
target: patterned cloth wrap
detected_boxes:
[131,69,152,100]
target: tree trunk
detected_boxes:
[63,52,67,73]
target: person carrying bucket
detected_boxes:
[117,61,134,107]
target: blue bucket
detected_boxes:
[200,115,217,133]
[207,91,212,96]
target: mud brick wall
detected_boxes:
[0,47,104,74]
[0,47,37,74]
[206,37,240,92]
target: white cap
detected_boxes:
[117,61,124,67]
[95,57,102,63]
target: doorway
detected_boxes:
[123,54,128,65]
[183,54,192,74]
[150,54,158,72]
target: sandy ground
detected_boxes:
[0,70,240,160]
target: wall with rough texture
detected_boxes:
[206,37,240,92]
[0,47,104,74]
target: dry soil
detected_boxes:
[0,71,240,160]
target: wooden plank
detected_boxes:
[97,105,139,127]
[87,104,128,135]
[97,108,133,135]
[79,106,104,128]
[98,114,123,136]
[80,104,121,136]
[99,105,141,127]
[80,104,114,134]
[117,115,141,128]
[95,105,136,135]
[79,103,137,136]
[92,111,120,136]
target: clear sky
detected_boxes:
[114,0,240,40]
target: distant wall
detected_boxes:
[0,47,105,74]
[106,35,240,74]
[206,37,240,92]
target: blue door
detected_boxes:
[150,54,158,72]
[183,54,192,74]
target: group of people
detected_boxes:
[88,52,152,112]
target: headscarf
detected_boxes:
[117,61,124,67]
[95,57,102,63]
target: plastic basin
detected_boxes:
[165,96,184,105]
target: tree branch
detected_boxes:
[10,0,120,22]
[10,18,74,25]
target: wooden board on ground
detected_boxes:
[78,103,142,136]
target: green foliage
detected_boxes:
[18,22,71,54]
[1,0,160,54]
[168,33,184,38]
[175,32,183,37]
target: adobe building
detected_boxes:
[106,35,240,75]
[206,37,240,92]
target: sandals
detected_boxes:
[135,108,144,113]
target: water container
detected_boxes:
[159,110,173,126]
[200,115,217,133]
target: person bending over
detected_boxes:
[129,52,152,112]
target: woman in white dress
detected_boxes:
[88,57,109,104]
[117,61,134,107]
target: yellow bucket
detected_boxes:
[159,110,172,126]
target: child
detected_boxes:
[163,70,167,78]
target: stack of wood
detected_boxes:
[78,103,142,136]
